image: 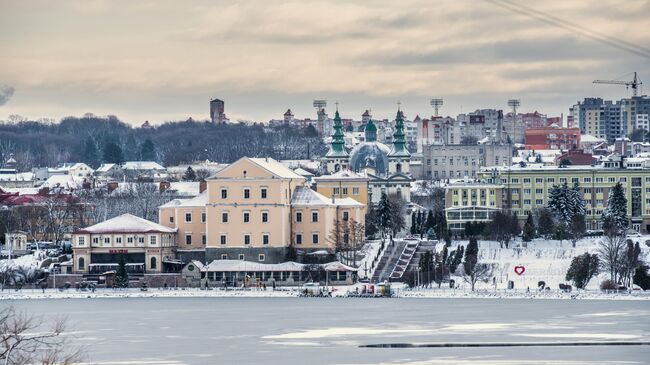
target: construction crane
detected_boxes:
[593,72,643,97]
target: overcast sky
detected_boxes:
[0,0,648,124]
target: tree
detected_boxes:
[183,166,197,181]
[347,218,365,267]
[522,212,536,242]
[364,208,379,239]
[418,250,434,287]
[387,193,406,236]
[462,237,491,291]
[113,256,129,288]
[488,211,518,248]
[633,265,650,290]
[629,128,646,142]
[140,138,156,161]
[548,181,584,223]
[377,192,392,239]
[565,253,600,289]
[83,139,100,168]
[602,183,628,232]
[569,214,586,247]
[448,245,464,274]
[536,207,555,238]
[620,240,641,288]
[598,231,627,283]
[103,141,124,164]
[0,306,84,364]
[553,222,570,245]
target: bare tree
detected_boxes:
[347,218,365,267]
[0,306,85,365]
[598,232,627,283]
[462,262,492,291]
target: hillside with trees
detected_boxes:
[0,114,327,170]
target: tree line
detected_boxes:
[0,114,326,170]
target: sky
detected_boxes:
[0,0,648,125]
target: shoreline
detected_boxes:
[1,287,648,301]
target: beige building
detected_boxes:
[159,157,366,264]
[159,192,208,262]
[72,213,177,274]
[313,170,369,207]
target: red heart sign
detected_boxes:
[514,266,526,275]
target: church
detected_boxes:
[323,108,412,205]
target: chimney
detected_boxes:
[107,182,119,193]
[496,110,503,144]
[199,179,207,193]
[160,181,171,193]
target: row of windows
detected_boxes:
[220,187,268,200]
[217,233,271,246]
[505,176,650,184]
[332,187,360,195]
[79,236,154,245]
[221,253,266,262]
[184,212,207,223]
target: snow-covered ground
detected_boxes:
[441,235,650,291]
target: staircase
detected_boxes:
[406,240,439,275]
[370,238,411,282]
[388,240,420,280]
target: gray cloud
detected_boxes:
[0,86,14,106]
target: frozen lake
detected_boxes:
[4,297,650,364]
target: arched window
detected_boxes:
[334,164,340,172]
[78,257,85,270]
[150,257,157,270]
[396,163,402,173]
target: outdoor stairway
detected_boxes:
[388,240,420,280]
[370,238,410,282]
[407,240,439,274]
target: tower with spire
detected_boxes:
[325,106,349,173]
[388,108,411,175]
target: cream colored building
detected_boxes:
[159,192,208,262]
[72,213,176,274]
[158,157,367,264]
[313,170,369,207]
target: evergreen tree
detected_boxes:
[569,214,586,247]
[537,208,555,238]
[377,192,393,237]
[113,256,129,288]
[565,253,600,289]
[103,141,125,164]
[304,124,319,138]
[83,139,100,168]
[410,213,416,235]
[602,182,628,231]
[553,222,570,244]
[633,265,650,290]
[548,182,573,222]
[425,210,435,234]
[522,212,536,242]
[183,166,197,181]
[570,182,586,218]
[140,138,156,161]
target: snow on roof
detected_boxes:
[0,172,35,182]
[42,174,83,189]
[278,159,321,171]
[76,213,176,234]
[122,161,166,171]
[293,167,314,177]
[177,191,208,207]
[291,186,332,206]
[313,170,367,181]
[159,199,184,208]
[249,158,304,179]
[580,134,606,143]
[333,197,364,207]
[168,182,201,196]
[1,187,40,195]
[96,163,116,173]
[204,260,356,272]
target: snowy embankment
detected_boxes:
[443,236,650,291]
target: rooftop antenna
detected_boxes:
[313,99,327,112]
[430,98,443,117]
[508,99,521,145]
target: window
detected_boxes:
[78,237,85,246]
[572,178,579,183]
[221,254,228,260]
[536,199,543,205]
[244,234,251,245]
[150,236,157,245]
[535,178,543,183]
[352,187,359,195]
[258,254,265,262]
[262,234,269,245]
[243,211,250,223]
[261,188,267,199]
[523,178,531,183]
[333,187,340,195]
[138,236,144,244]
[238,254,245,261]
[261,211,269,223]
[296,233,303,245]
[243,188,250,199]
[185,235,192,245]
[78,257,85,270]
[222,212,229,223]
[312,233,319,244]
[296,212,303,222]
[169,216,174,223]
[221,188,228,199]
[342,211,349,221]
[220,235,227,245]
[201,212,206,223]
[127,237,133,244]
[104,237,110,245]
[150,257,157,270]
[547,178,555,183]
[535,189,543,194]
[202,234,206,245]
[312,211,319,222]
[185,213,192,223]
[342,187,348,195]
[584,177,591,183]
